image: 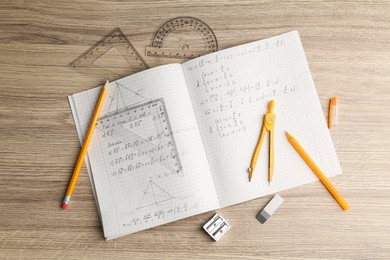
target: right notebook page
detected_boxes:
[182,31,341,208]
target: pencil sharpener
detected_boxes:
[203,213,230,241]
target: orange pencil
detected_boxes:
[62,80,109,209]
[285,131,349,210]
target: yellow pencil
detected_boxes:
[285,131,349,210]
[62,80,109,209]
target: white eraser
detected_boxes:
[256,194,284,224]
[203,213,230,241]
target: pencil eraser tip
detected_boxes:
[61,203,68,209]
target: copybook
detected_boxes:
[68,31,341,240]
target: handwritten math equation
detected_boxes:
[121,202,199,228]
[193,64,296,138]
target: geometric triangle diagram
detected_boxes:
[145,16,218,60]
[137,180,174,209]
[69,27,149,80]
[96,98,183,177]
[106,81,148,114]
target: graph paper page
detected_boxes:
[182,31,342,208]
[68,64,219,239]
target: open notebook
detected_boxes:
[68,31,341,240]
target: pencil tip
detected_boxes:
[104,79,110,87]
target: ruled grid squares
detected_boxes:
[182,31,341,208]
[68,64,220,239]
[68,31,342,239]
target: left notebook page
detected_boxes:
[68,64,219,240]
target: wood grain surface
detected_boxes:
[1,0,390,259]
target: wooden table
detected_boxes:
[1,1,389,259]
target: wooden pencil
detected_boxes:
[62,80,109,209]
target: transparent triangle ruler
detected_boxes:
[70,27,149,79]
[96,98,183,178]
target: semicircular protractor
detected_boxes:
[146,16,218,60]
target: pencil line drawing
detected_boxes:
[106,81,148,114]
[137,180,174,209]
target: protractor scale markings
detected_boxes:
[146,16,218,60]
